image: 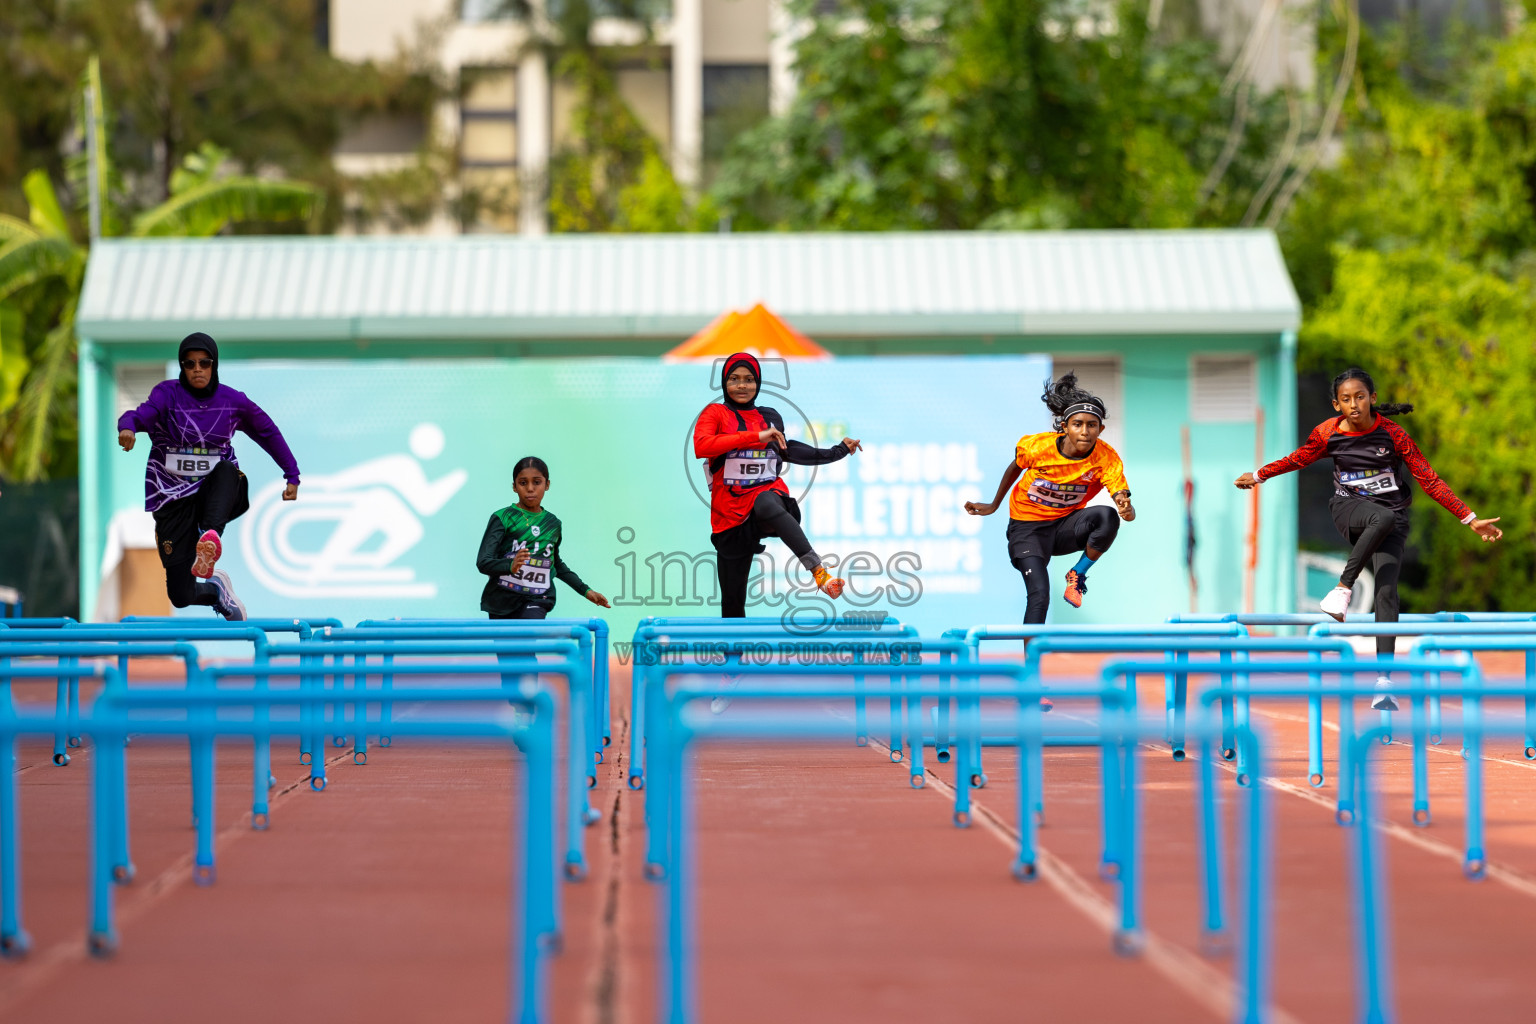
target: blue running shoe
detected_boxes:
[207,569,246,621]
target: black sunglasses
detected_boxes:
[181,358,213,369]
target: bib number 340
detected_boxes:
[501,556,552,596]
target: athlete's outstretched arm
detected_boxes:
[1236,424,1328,489]
[1385,422,1503,542]
[964,460,1023,516]
[781,437,860,466]
[238,397,302,500]
[554,553,610,608]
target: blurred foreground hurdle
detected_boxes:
[0,664,564,1024]
[648,663,1274,1024]
[626,616,915,791]
[354,617,613,757]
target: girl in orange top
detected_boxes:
[966,372,1135,622]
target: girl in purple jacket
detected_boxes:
[116,332,301,619]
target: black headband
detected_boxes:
[1061,401,1105,422]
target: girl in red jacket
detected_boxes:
[1237,368,1502,708]
[692,352,862,617]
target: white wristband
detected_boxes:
[1462,511,1478,526]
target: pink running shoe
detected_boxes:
[191,529,222,579]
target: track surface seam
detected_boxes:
[587,716,629,1024]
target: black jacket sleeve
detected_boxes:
[758,405,853,467]
[476,514,513,576]
[781,439,852,467]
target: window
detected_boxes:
[460,0,513,21]
[703,65,769,175]
[460,67,517,168]
[116,365,165,418]
[1049,354,1124,452]
[1189,355,1258,423]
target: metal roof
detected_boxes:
[77,230,1300,342]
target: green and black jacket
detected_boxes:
[475,505,591,615]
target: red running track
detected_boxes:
[0,657,1534,1022]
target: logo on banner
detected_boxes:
[240,423,467,598]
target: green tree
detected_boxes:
[711,0,1287,230]
[1279,11,1536,610]
[0,0,431,229]
[0,59,320,483]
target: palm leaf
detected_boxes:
[0,214,39,246]
[132,178,322,237]
[0,236,83,304]
[2,307,76,483]
[0,303,29,415]
[22,170,71,240]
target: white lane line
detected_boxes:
[860,734,1305,1024]
[1194,728,1536,903]
[1254,705,1536,773]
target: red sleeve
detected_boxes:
[1256,421,1332,481]
[693,405,762,459]
[1382,419,1473,522]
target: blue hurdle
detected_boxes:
[625,619,918,791]
[359,618,612,753]
[635,633,935,878]
[650,665,1273,1024]
[318,626,602,794]
[940,624,1247,788]
[207,648,596,878]
[0,641,204,882]
[0,672,561,1024]
[353,618,612,760]
[1,625,274,761]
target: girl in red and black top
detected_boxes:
[1236,368,1502,708]
[693,352,862,617]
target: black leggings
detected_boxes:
[1331,496,1409,657]
[491,606,547,620]
[154,461,247,609]
[1008,505,1121,625]
[715,490,822,618]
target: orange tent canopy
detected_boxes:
[663,303,831,362]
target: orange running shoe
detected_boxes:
[812,565,845,598]
[1063,569,1087,609]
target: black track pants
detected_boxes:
[1330,496,1409,658]
[1005,505,1121,625]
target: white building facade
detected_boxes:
[330,0,790,234]
[329,0,1317,235]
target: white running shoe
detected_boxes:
[710,674,741,715]
[1319,585,1352,622]
[207,569,247,621]
[1371,676,1399,712]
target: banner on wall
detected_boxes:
[106,355,1050,637]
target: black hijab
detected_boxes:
[177,331,220,400]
